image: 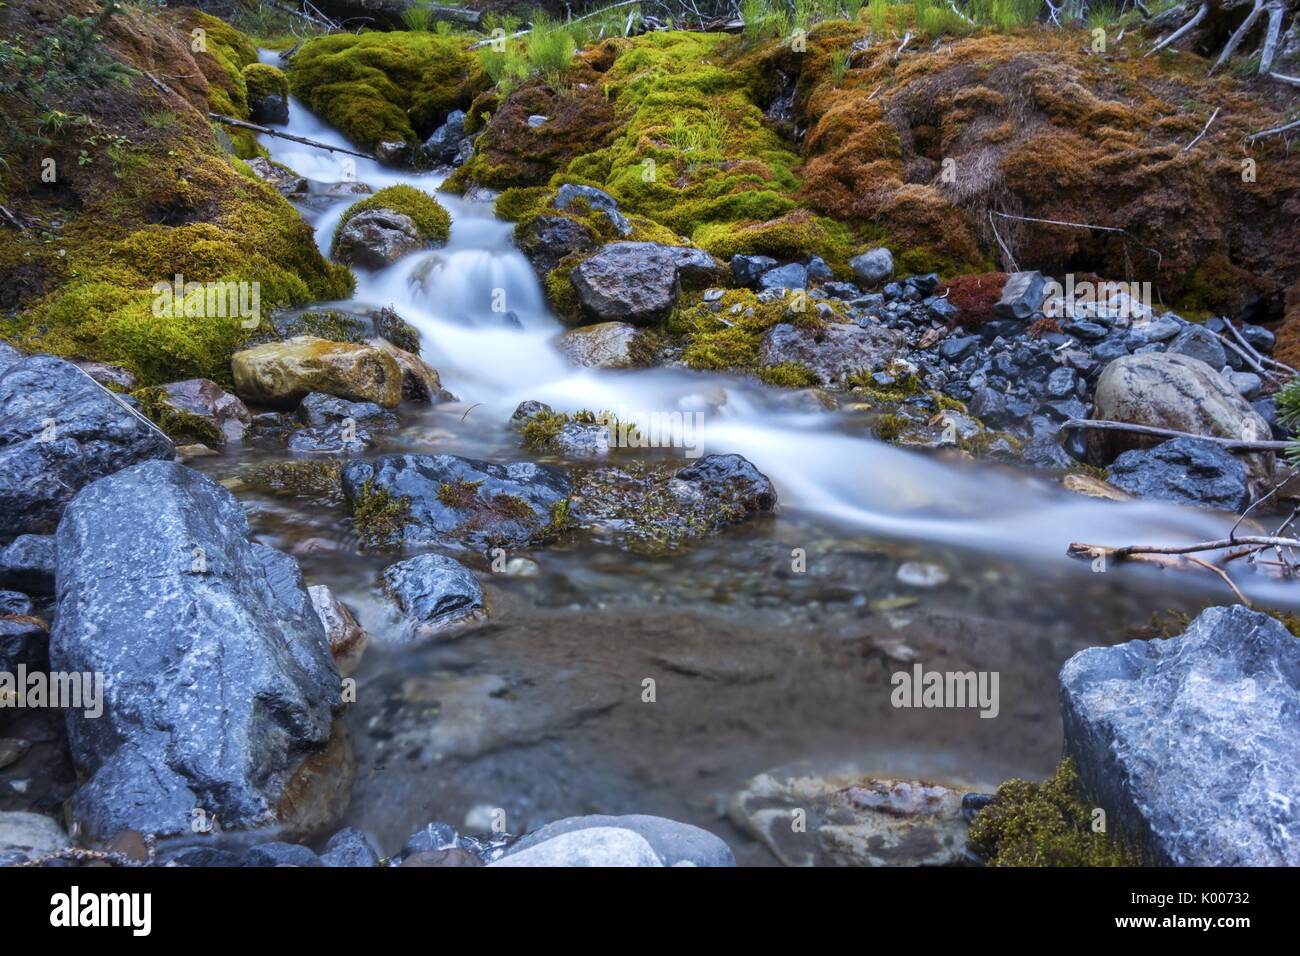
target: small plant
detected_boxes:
[525,13,576,91]
[400,2,436,31]
[869,0,891,33]
[830,48,851,85]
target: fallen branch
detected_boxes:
[989,211,1162,268]
[207,113,374,160]
[1270,72,1300,87]
[1259,0,1287,73]
[1067,541,1256,605]
[1061,418,1290,452]
[1248,117,1300,142]
[1211,0,1265,74]
[0,203,27,232]
[1146,1,1208,57]
[1182,106,1219,151]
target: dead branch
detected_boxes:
[207,113,374,160]
[1271,72,1300,87]
[1259,0,1288,73]
[1147,1,1209,57]
[1249,117,1300,142]
[989,211,1162,268]
[1068,541,1255,604]
[1183,106,1219,151]
[1061,418,1290,451]
[1211,0,1266,74]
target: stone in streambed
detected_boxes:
[1060,605,1300,865]
[519,215,595,277]
[555,322,644,369]
[320,826,380,867]
[0,356,174,537]
[505,814,734,867]
[380,553,485,639]
[50,460,346,841]
[150,378,251,447]
[0,811,67,867]
[758,322,905,386]
[0,535,55,595]
[297,392,398,431]
[308,584,368,677]
[490,827,663,867]
[1105,437,1250,511]
[232,336,403,409]
[332,208,426,269]
[571,242,721,325]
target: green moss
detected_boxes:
[694,211,855,274]
[242,62,288,103]
[352,478,412,548]
[495,185,550,222]
[968,759,1140,866]
[848,364,922,402]
[437,479,484,509]
[520,409,569,448]
[132,386,223,445]
[241,459,345,503]
[286,30,482,151]
[333,184,451,246]
[872,412,908,442]
[759,362,820,388]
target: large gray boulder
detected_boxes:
[505,814,734,866]
[50,460,346,841]
[1060,605,1300,866]
[1105,437,1250,512]
[849,247,893,287]
[332,209,428,269]
[341,453,572,550]
[759,321,905,386]
[1089,352,1273,480]
[571,242,721,325]
[0,355,173,538]
[520,215,596,277]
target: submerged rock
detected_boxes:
[730,769,971,866]
[555,321,644,369]
[308,585,369,677]
[232,336,403,409]
[490,827,663,867]
[759,322,905,386]
[0,355,174,537]
[50,460,346,841]
[1060,605,1300,866]
[381,553,486,639]
[1105,437,1250,511]
[341,453,572,550]
[505,814,734,867]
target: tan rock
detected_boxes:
[1063,473,1131,501]
[231,336,402,408]
[308,584,368,678]
[369,338,451,403]
[555,322,643,369]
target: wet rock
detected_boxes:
[552,420,611,456]
[370,339,452,403]
[332,208,427,269]
[850,248,893,287]
[308,584,368,677]
[0,610,49,673]
[730,769,971,866]
[570,242,694,324]
[245,841,322,867]
[758,262,807,292]
[759,322,905,386]
[1167,325,1227,369]
[232,337,403,409]
[554,183,630,237]
[286,422,374,455]
[160,846,245,867]
[157,378,251,447]
[555,321,643,369]
[510,400,553,425]
[0,355,174,537]
[297,392,399,431]
[520,215,596,276]
[320,826,380,867]
[0,591,33,616]
[1088,352,1273,481]
[505,814,733,867]
[731,254,778,287]
[50,460,345,841]
[381,553,486,638]
[1060,605,1300,866]
[373,141,411,165]
[266,306,420,354]
[399,820,460,858]
[71,360,137,392]
[422,109,466,163]
[246,157,306,196]
[0,811,67,867]
[402,848,483,866]
[1105,438,1250,511]
[993,271,1047,320]
[0,341,25,374]
[342,454,571,550]
[398,820,504,864]
[0,535,55,595]
[490,827,663,867]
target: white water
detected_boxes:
[256,76,1296,605]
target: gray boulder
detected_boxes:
[849,247,894,287]
[571,242,721,325]
[0,355,173,538]
[520,215,596,277]
[1168,325,1228,369]
[994,271,1047,320]
[50,460,345,841]
[759,322,905,386]
[554,183,631,236]
[332,208,428,269]
[422,109,467,164]
[490,827,663,867]
[0,534,56,594]
[505,814,734,866]
[1106,437,1250,511]
[380,553,485,639]
[1060,605,1300,865]
[341,454,572,550]
[758,262,807,292]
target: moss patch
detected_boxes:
[132,385,223,445]
[333,184,451,245]
[352,478,412,548]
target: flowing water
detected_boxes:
[213,70,1299,862]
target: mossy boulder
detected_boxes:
[330,185,451,268]
[242,62,289,125]
[231,337,404,409]
[286,31,484,152]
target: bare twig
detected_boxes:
[987,209,1019,272]
[1146,1,1209,57]
[1248,117,1300,142]
[1259,0,1287,74]
[1270,72,1300,87]
[207,113,374,160]
[989,211,1162,268]
[1061,418,1289,451]
[1183,106,1219,151]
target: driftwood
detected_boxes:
[1060,418,1292,452]
[1066,541,1255,604]
[208,113,375,161]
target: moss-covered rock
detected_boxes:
[286,30,484,152]
[333,184,451,245]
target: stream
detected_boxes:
[211,64,1298,863]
